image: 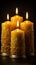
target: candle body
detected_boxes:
[11,15,23,28]
[10,29,25,58]
[20,21,34,56]
[11,15,23,22]
[1,21,16,56]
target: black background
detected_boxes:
[0,0,36,53]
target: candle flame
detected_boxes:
[7,14,9,20]
[17,21,19,27]
[16,8,18,14]
[26,12,28,19]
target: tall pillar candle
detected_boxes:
[11,8,23,28]
[1,21,11,56]
[20,12,34,56]
[1,14,16,56]
[10,21,25,58]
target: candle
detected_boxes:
[10,21,25,58]
[20,12,34,56]
[1,14,11,56]
[11,8,23,28]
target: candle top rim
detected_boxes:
[11,29,24,33]
[11,15,23,18]
[21,20,33,24]
[2,21,10,24]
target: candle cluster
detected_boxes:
[1,8,34,58]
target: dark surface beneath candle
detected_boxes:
[0,54,36,65]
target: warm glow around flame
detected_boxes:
[7,14,9,20]
[26,12,28,19]
[16,8,18,14]
[17,21,19,27]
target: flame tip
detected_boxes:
[26,12,28,19]
[7,14,9,20]
[16,8,18,14]
[17,21,19,27]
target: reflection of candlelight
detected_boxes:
[11,55,17,58]
[2,56,7,60]
[7,14,9,20]
[2,53,7,56]
[16,8,18,14]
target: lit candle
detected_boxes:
[10,21,25,58]
[11,8,23,28]
[20,12,34,56]
[1,14,11,56]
